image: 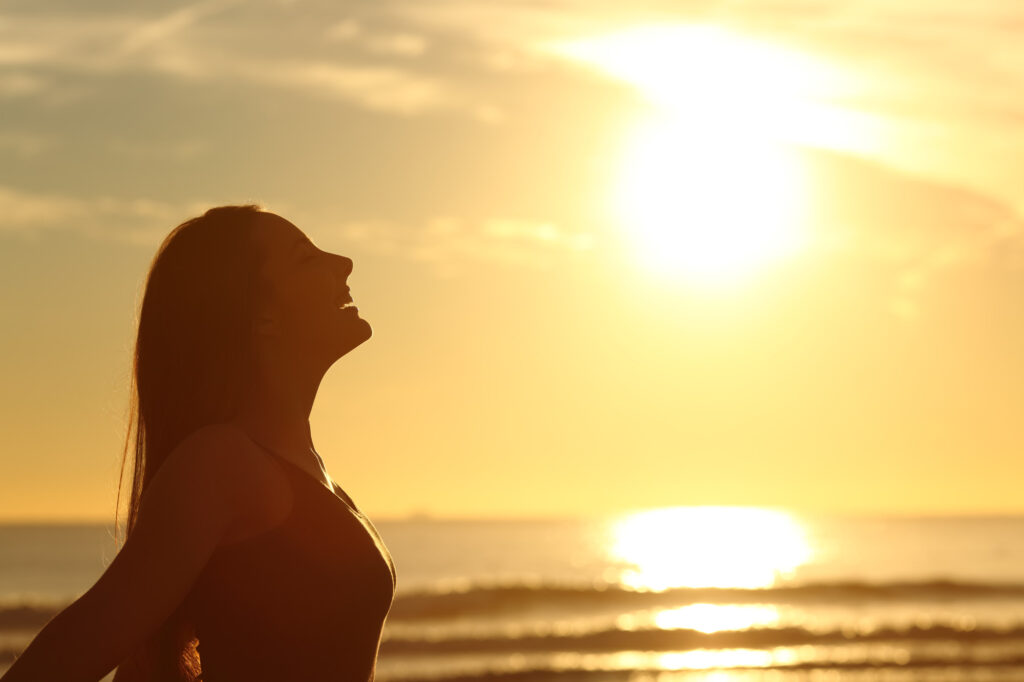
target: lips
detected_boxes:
[336,293,358,314]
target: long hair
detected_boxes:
[112,204,267,681]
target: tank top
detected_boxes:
[184,439,397,682]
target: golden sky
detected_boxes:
[2,0,1023,520]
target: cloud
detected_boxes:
[802,147,1023,258]
[114,0,242,57]
[685,1,1024,132]
[0,187,598,274]
[393,1,627,50]
[0,6,475,118]
[796,146,1024,317]
[2,0,1020,294]
[0,72,46,97]
[0,42,52,66]
[107,138,207,162]
[325,19,429,57]
[326,19,362,43]
[480,217,595,251]
[887,214,1023,320]
[313,142,1024,287]
[0,185,209,245]
[365,33,429,58]
[0,132,54,157]
[246,60,450,114]
[331,215,597,276]
[0,186,81,228]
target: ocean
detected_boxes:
[3,509,1024,681]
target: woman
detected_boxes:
[1,205,396,682]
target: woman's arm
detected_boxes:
[1,425,255,682]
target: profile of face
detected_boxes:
[250,212,372,367]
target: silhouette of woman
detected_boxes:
[0,205,396,682]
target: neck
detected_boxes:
[232,355,326,458]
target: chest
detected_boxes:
[193,483,396,620]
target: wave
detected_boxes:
[8,620,1024,673]
[380,622,1024,655]
[0,603,62,631]
[5,579,1024,630]
[8,624,1024,673]
[380,658,1024,682]
[387,579,1024,620]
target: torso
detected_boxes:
[218,432,335,547]
[185,426,396,682]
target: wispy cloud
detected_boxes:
[0,5,479,118]
[0,132,54,158]
[325,19,429,57]
[3,0,1022,294]
[797,147,1024,318]
[326,19,362,43]
[114,0,242,57]
[0,72,46,97]
[107,137,207,162]
[887,209,1023,320]
[331,215,596,276]
[0,42,52,66]
[243,60,451,114]
[393,1,625,50]
[0,185,208,245]
[0,185,598,274]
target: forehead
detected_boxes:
[252,212,307,262]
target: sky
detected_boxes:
[2,0,1024,521]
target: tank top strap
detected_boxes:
[245,435,361,513]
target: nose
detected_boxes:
[333,253,353,278]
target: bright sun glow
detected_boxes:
[616,116,806,285]
[547,24,876,287]
[609,506,812,590]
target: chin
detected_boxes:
[355,317,372,342]
[337,319,372,358]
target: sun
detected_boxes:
[546,24,867,287]
[614,115,806,286]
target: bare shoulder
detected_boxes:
[158,423,292,545]
[40,423,293,666]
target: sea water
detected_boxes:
[3,512,1024,681]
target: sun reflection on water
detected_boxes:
[654,649,775,670]
[609,506,812,591]
[654,604,781,633]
